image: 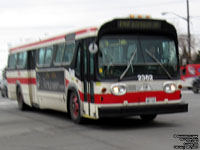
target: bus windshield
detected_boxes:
[98,35,178,80]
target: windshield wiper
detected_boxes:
[145,49,172,79]
[119,50,137,81]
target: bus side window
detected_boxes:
[63,42,75,64]
[38,48,45,66]
[75,47,81,77]
[8,54,17,69]
[44,47,53,66]
[17,52,27,69]
[54,43,65,65]
[37,47,53,67]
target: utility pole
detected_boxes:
[187,0,191,62]
[162,0,191,63]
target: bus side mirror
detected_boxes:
[89,43,98,54]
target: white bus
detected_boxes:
[6,15,188,123]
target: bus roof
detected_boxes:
[9,27,98,53]
[9,17,177,54]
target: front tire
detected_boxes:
[140,114,157,122]
[69,91,83,124]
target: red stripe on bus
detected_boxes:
[65,79,69,87]
[78,90,181,104]
[7,78,36,84]
[76,27,97,35]
[10,27,98,52]
[7,77,180,104]
[79,91,84,101]
[94,91,181,104]
[10,35,66,52]
[7,78,70,86]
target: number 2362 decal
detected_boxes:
[137,74,153,81]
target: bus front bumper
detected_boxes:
[98,102,188,118]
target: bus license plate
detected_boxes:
[146,97,156,104]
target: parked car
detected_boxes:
[192,76,200,93]
[1,79,8,97]
[0,80,3,90]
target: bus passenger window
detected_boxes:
[55,43,65,64]
[44,47,53,65]
[8,54,17,69]
[38,48,45,66]
[63,42,75,63]
[17,52,27,69]
[75,47,81,77]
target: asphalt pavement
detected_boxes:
[0,90,199,150]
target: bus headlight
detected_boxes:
[164,83,176,93]
[111,84,126,96]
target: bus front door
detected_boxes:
[82,41,95,118]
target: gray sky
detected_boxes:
[0,0,200,77]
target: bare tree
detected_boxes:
[193,50,200,63]
[178,34,199,64]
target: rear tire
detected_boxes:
[140,114,157,122]
[69,90,83,124]
[1,92,4,97]
[17,87,29,110]
[5,88,8,97]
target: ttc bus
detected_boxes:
[6,16,188,123]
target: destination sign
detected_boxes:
[117,20,161,30]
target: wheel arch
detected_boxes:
[66,84,81,113]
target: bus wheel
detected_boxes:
[17,88,28,110]
[69,91,82,123]
[1,92,5,97]
[140,114,157,122]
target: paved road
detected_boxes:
[0,91,199,150]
